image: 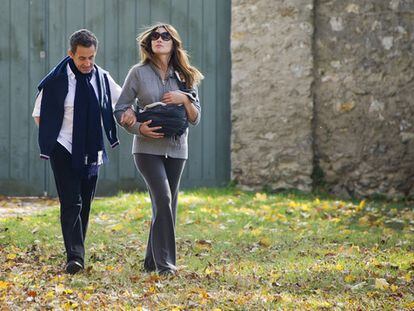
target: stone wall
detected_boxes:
[231,0,315,192]
[231,0,414,198]
[314,0,414,198]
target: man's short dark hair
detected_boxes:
[69,29,98,53]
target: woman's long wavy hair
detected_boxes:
[137,23,204,88]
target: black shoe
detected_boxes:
[65,260,84,275]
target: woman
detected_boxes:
[114,23,203,275]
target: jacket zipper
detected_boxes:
[161,76,168,158]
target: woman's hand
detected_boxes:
[162,91,199,123]
[161,91,189,105]
[120,108,136,127]
[139,120,164,139]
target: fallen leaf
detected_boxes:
[111,223,124,232]
[356,200,366,212]
[45,291,54,299]
[258,237,271,247]
[0,281,10,290]
[374,278,389,290]
[148,285,157,294]
[204,267,213,276]
[254,193,267,201]
[334,264,344,271]
[196,239,212,246]
[344,275,355,283]
[250,228,263,236]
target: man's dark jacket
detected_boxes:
[37,56,119,160]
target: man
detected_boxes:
[32,29,121,274]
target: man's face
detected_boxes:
[68,45,97,74]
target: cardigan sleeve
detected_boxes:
[113,65,143,136]
[185,86,201,126]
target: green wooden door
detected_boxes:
[0,0,231,196]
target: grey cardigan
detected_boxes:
[114,63,201,159]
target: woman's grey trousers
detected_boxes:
[134,153,186,273]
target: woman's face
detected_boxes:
[150,27,173,56]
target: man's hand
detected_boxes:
[34,117,40,126]
[161,91,189,105]
[139,120,164,139]
[120,108,136,127]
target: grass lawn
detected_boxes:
[0,188,413,310]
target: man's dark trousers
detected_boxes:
[49,142,98,266]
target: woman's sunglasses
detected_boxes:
[150,31,172,41]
